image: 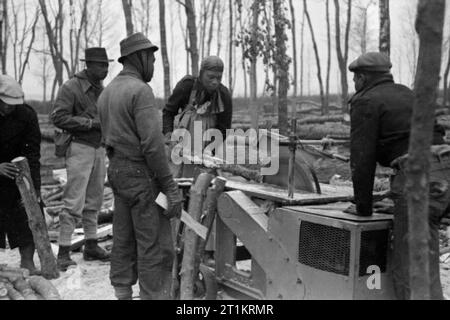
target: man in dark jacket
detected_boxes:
[98,33,182,300]
[0,75,41,274]
[348,52,447,300]
[50,48,112,271]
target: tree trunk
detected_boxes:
[379,0,391,57]
[185,0,199,76]
[406,0,446,300]
[325,0,331,114]
[121,0,134,36]
[334,0,352,112]
[443,44,450,107]
[273,0,290,136]
[289,0,297,97]
[18,9,39,84]
[12,158,59,280]
[159,0,171,100]
[300,10,305,97]
[304,0,326,115]
[249,0,259,130]
[206,0,217,57]
[180,173,214,300]
[0,0,8,74]
[228,0,233,94]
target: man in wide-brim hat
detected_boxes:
[98,33,182,300]
[51,47,113,271]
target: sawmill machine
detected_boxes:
[176,121,396,300]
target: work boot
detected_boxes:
[83,239,110,262]
[57,245,77,272]
[19,244,41,275]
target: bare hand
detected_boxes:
[0,163,20,180]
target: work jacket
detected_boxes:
[51,70,103,148]
[0,104,41,197]
[162,76,233,138]
[97,65,172,179]
[349,74,445,216]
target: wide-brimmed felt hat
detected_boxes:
[349,52,392,73]
[0,75,24,105]
[118,32,159,63]
[80,47,113,63]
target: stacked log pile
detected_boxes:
[0,265,61,300]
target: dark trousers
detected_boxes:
[390,154,450,300]
[108,156,174,300]
[0,185,34,250]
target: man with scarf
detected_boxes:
[163,56,233,169]
[0,75,41,274]
[98,32,182,300]
[51,48,112,271]
[347,52,447,300]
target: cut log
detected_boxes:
[12,278,39,300]
[0,266,30,278]
[1,281,25,300]
[180,173,215,300]
[298,114,348,125]
[194,177,227,285]
[28,276,61,300]
[12,157,59,280]
[0,281,8,297]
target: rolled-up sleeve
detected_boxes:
[134,87,172,179]
[50,84,92,132]
[350,98,379,216]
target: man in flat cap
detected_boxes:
[348,52,448,299]
[51,47,112,271]
[98,32,182,300]
[0,75,41,274]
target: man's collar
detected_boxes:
[349,73,394,104]
[120,65,144,82]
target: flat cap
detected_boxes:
[0,75,24,105]
[348,52,392,73]
[201,56,224,73]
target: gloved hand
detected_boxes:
[158,175,182,219]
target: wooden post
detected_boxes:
[180,173,214,300]
[12,157,59,280]
[193,177,227,285]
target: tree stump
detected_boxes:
[12,157,59,280]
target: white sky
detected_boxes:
[6,0,450,100]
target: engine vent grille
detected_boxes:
[298,221,351,276]
[359,230,389,277]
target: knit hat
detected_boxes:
[118,32,159,63]
[80,47,113,63]
[201,56,224,73]
[349,52,392,73]
[0,75,24,105]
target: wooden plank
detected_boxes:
[225,179,354,205]
[69,225,113,251]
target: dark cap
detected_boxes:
[118,32,159,63]
[200,56,224,73]
[80,47,113,63]
[349,52,392,73]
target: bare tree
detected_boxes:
[133,0,151,36]
[39,0,71,100]
[122,0,134,36]
[443,40,450,107]
[206,0,217,57]
[300,9,305,97]
[159,0,171,100]
[273,0,291,134]
[325,0,331,113]
[289,0,297,97]
[379,0,390,56]
[177,0,199,76]
[0,0,8,74]
[351,0,376,55]
[249,0,260,129]
[304,0,326,114]
[228,0,234,94]
[406,0,446,300]
[69,0,88,77]
[334,0,352,112]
